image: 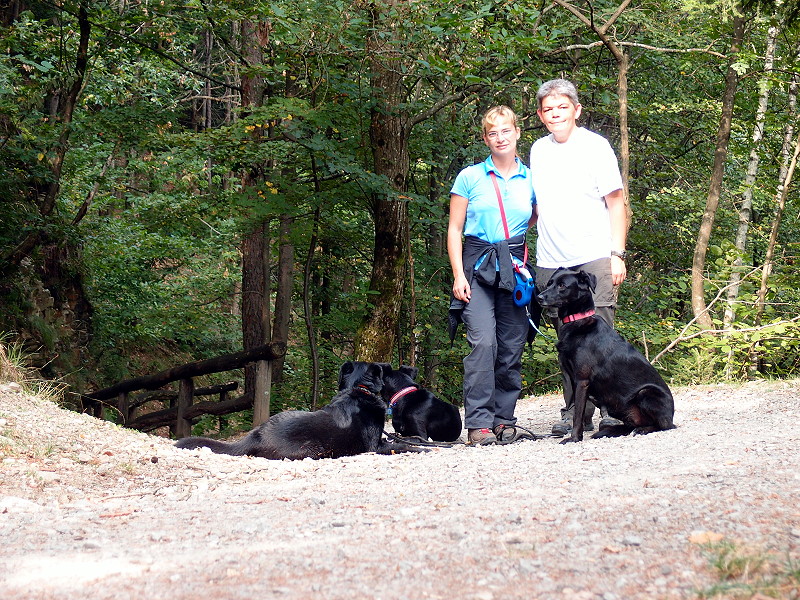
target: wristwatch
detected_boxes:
[611,250,627,260]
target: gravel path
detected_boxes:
[1,379,799,600]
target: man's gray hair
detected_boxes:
[536,79,580,109]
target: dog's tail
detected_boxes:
[175,436,250,456]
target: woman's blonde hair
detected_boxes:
[482,105,518,134]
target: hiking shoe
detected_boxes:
[468,428,497,445]
[551,416,594,437]
[599,406,623,428]
[551,417,571,437]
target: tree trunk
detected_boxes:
[0,4,95,385]
[617,50,632,225]
[304,205,322,409]
[238,18,273,423]
[241,220,271,416]
[723,23,778,331]
[354,0,411,363]
[751,132,800,375]
[691,14,746,330]
[755,48,800,333]
[404,208,416,367]
[753,51,800,375]
[271,215,295,383]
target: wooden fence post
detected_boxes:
[117,392,129,424]
[175,378,194,438]
[252,359,271,425]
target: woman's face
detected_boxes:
[483,117,520,158]
[537,94,582,143]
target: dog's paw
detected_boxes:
[631,426,658,436]
[559,437,581,445]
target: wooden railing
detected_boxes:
[83,342,286,438]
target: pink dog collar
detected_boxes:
[389,386,418,407]
[562,309,596,324]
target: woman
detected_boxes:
[447,105,536,445]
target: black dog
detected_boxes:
[380,365,462,442]
[175,361,418,459]
[537,268,675,443]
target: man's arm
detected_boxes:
[605,188,627,286]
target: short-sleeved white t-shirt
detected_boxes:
[529,127,623,268]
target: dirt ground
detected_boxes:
[1,378,799,600]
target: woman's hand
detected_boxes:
[453,274,471,302]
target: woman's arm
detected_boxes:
[447,193,471,302]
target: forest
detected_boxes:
[1,0,799,434]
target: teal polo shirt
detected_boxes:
[450,156,535,244]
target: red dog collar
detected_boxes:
[562,309,596,324]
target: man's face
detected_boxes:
[483,118,520,157]
[537,94,582,142]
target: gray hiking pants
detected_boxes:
[461,280,529,430]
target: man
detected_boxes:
[529,78,627,436]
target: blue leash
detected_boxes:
[527,306,554,341]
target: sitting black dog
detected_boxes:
[175,361,418,459]
[380,365,462,442]
[537,268,676,443]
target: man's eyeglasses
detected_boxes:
[486,129,515,140]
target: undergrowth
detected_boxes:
[697,539,800,599]
[0,333,64,402]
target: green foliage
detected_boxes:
[697,539,800,599]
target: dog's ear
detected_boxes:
[579,270,597,292]
[375,363,394,380]
[338,361,355,390]
[366,363,385,391]
[399,365,419,380]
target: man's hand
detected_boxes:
[611,255,626,286]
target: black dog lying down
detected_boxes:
[537,268,675,443]
[175,361,419,459]
[380,365,462,442]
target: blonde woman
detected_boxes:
[448,106,536,445]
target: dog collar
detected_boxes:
[562,309,596,324]
[389,386,418,407]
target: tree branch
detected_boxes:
[545,40,726,59]
[38,0,242,93]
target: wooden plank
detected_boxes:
[85,342,285,401]
[127,392,254,432]
[129,381,239,411]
